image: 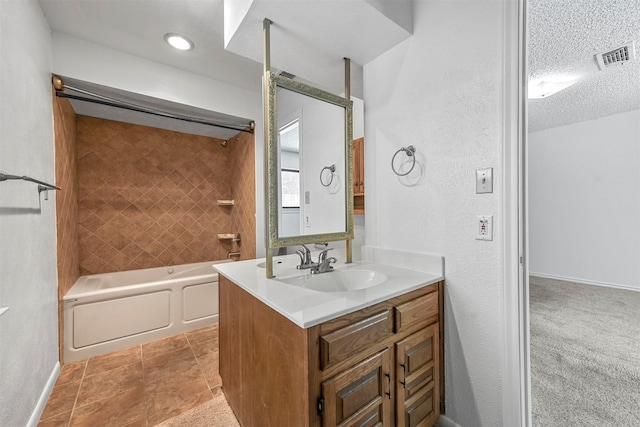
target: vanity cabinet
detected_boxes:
[219,276,444,427]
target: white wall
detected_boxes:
[364,1,511,425]
[353,97,364,139]
[0,0,59,425]
[50,33,266,257]
[528,109,640,289]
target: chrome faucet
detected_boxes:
[311,249,337,274]
[296,245,317,270]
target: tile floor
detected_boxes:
[38,324,223,426]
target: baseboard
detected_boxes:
[27,361,60,427]
[437,414,462,427]
[530,272,640,293]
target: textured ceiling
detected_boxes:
[528,0,640,132]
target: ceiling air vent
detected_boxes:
[277,70,296,80]
[595,42,636,70]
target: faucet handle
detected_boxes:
[301,245,312,262]
[318,248,333,263]
[297,245,317,269]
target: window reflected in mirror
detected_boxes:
[279,118,302,237]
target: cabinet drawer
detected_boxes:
[320,310,393,370]
[394,291,438,333]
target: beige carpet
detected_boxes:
[530,276,640,426]
[155,392,240,427]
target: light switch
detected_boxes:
[476,168,493,194]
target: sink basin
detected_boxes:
[256,258,300,269]
[279,269,388,292]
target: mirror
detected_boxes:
[266,72,354,249]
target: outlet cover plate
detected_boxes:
[476,215,493,241]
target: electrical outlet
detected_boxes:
[305,216,311,228]
[476,215,493,241]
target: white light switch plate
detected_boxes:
[476,168,493,194]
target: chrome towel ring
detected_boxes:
[391,145,416,176]
[320,164,336,187]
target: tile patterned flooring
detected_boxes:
[38,324,223,427]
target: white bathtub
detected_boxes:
[63,260,230,363]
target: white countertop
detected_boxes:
[213,247,444,329]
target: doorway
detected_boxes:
[525,0,640,425]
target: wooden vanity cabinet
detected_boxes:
[353,137,365,214]
[219,277,444,427]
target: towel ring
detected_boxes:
[320,164,336,187]
[391,146,416,176]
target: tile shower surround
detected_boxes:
[53,95,80,362]
[227,129,256,261]
[75,116,255,275]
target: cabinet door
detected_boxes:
[395,324,439,427]
[353,138,364,194]
[321,348,392,427]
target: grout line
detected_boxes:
[67,359,89,424]
[138,343,151,425]
[71,346,147,420]
[186,332,216,397]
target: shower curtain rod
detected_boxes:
[52,76,255,135]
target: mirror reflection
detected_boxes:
[277,86,346,238]
[266,73,353,249]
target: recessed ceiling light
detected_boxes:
[528,79,577,99]
[164,33,194,51]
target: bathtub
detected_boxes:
[63,260,230,363]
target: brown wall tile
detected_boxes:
[76,117,255,274]
[227,131,257,260]
[53,93,80,362]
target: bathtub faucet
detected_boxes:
[296,245,317,270]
